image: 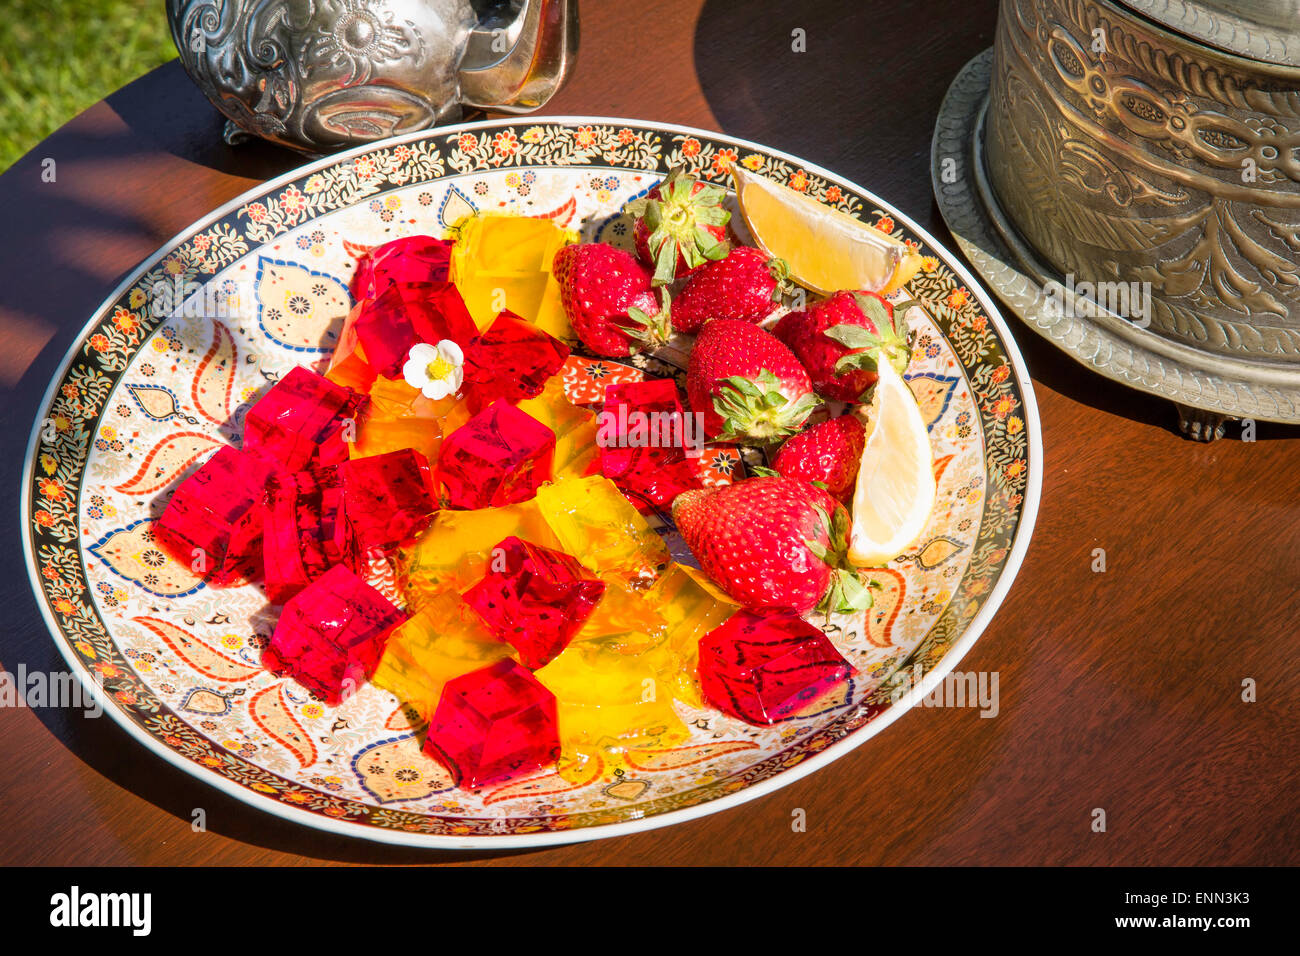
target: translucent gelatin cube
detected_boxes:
[350,416,442,464]
[396,499,561,605]
[423,658,561,788]
[535,641,688,768]
[264,564,407,704]
[354,281,478,379]
[326,303,378,393]
[262,465,342,605]
[698,609,854,725]
[366,375,457,421]
[450,214,577,338]
[461,310,570,414]
[372,590,515,722]
[463,536,606,670]
[337,448,437,560]
[598,378,706,513]
[242,365,366,472]
[434,401,555,510]
[351,235,454,300]
[572,576,669,656]
[350,378,451,464]
[535,475,669,581]
[516,378,600,480]
[646,563,740,707]
[154,445,277,586]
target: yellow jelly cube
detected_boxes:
[370,639,435,721]
[646,563,739,708]
[350,378,454,463]
[397,499,562,605]
[517,378,599,480]
[366,376,455,421]
[572,576,669,656]
[372,592,514,721]
[535,640,688,773]
[351,416,442,463]
[535,475,669,581]
[450,214,578,339]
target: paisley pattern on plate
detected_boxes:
[24,119,1036,845]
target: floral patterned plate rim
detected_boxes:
[21,117,1042,849]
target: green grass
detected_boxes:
[0,0,177,172]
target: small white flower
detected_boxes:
[402,340,464,400]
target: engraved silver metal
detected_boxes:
[167,0,578,154]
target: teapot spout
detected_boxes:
[459,0,578,112]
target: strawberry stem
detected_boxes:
[638,167,732,285]
[711,370,819,442]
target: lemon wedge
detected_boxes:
[732,167,923,297]
[847,358,936,566]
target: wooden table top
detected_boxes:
[0,0,1294,866]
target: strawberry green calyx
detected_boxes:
[711,369,820,443]
[818,568,876,614]
[766,256,795,302]
[825,295,917,382]
[630,167,731,285]
[803,501,875,614]
[621,290,673,351]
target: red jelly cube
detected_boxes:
[463,536,606,669]
[354,281,477,379]
[461,311,570,414]
[264,564,407,704]
[337,449,437,561]
[434,401,555,509]
[154,445,277,586]
[243,365,365,472]
[326,302,378,392]
[351,235,453,301]
[698,609,855,725]
[423,658,561,787]
[262,466,343,605]
[598,378,706,512]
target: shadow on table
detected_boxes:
[691,0,1000,230]
[106,62,303,181]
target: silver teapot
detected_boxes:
[167,0,578,153]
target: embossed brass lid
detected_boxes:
[1120,0,1300,67]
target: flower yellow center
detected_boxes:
[425,356,455,380]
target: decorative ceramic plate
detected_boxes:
[22,117,1041,848]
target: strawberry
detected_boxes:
[627,167,730,285]
[769,415,866,502]
[773,291,915,403]
[686,319,819,443]
[673,475,872,614]
[671,246,792,334]
[552,242,671,358]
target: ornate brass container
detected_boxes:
[934,0,1300,438]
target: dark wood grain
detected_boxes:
[0,0,1295,867]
